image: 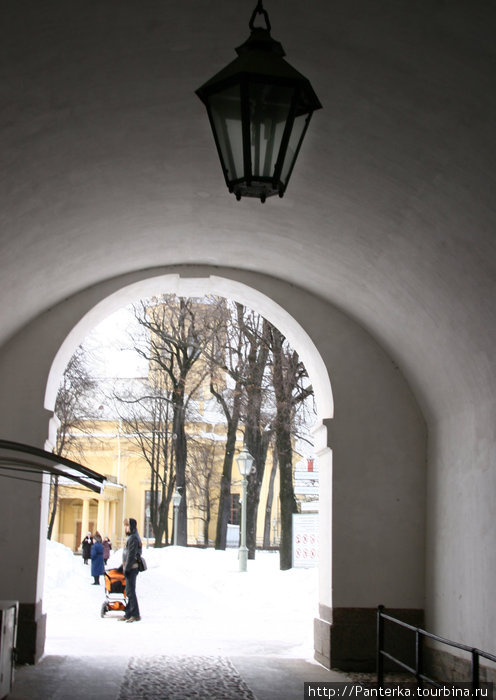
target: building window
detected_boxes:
[229,494,240,525]
[144,490,162,539]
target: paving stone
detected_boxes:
[118,655,256,699]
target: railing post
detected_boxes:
[472,650,480,693]
[377,605,385,688]
[416,629,424,683]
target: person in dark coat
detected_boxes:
[81,532,93,565]
[118,518,142,622]
[102,536,112,564]
[90,533,105,585]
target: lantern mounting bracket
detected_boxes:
[249,1,271,33]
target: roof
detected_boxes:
[0,440,106,494]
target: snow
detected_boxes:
[43,540,319,658]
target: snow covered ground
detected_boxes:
[43,541,319,659]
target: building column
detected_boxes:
[0,472,48,664]
[81,498,90,538]
[109,501,117,541]
[313,420,334,669]
[96,498,105,535]
[104,500,110,536]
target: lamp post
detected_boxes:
[172,489,182,546]
[145,504,150,549]
[236,447,254,572]
[196,0,322,202]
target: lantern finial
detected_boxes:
[249,1,271,32]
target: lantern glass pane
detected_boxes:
[209,85,243,181]
[280,111,308,185]
[249,83,293,178]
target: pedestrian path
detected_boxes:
[119,656,255,699]
[9,653,348,699]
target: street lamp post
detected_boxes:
[236,447,254,572]
[172,489,182,546]
[145,504,150,549]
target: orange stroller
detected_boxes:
[100,568,127,617]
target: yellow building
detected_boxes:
[50,415,282,553]
[49,297,307,553]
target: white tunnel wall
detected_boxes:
[427,403,496,654]
[0,266,426,664]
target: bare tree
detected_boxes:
[235,306,273,559]
[51,295,315,564]
[270,326,314,569]
[186,438,222,546]
[262,438,278,549]
[210,377,243,549]
[130,294,228,546]
[112,379,176,546]
[208,302,245,549]
[48,346,97,539]
[208,301,274,555]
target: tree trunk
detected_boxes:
[203,471,211,546]
[243,318,271,559]
[216,473,232,549]
[271,326,298,570]
[47,475,59,540]
[245,427,271,558]
[276,426,297,570]
[263,444,278,549]
[211,381,241,550]
[173,398,188,546]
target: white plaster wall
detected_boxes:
[0,265,426,619]
[0,472,45,603]
[0,0,495,662]
[427,403,496,653]
[328,309,426,608]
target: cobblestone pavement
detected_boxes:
[118,655,256,699]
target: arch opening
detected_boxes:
[45,274,334,423]
[43,272,335,661]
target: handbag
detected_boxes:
[137,553,147,572]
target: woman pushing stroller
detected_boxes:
[118,518,142,623]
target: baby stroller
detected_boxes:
[101,567,127,617]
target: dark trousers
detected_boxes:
[125,568,140,618]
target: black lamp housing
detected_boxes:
[196,2,322,202]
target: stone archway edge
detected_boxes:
[28,266,425,671]
[43,271,334,422]
[40,269,337,665]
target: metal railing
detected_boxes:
[377,605,496,690]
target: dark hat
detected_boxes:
[129,517,137,531]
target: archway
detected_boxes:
[44,272,335,660]
[45,274,334,423]
[0,261,426,670]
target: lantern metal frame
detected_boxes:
[196,1,322,202]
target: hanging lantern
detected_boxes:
[195,1,322,203]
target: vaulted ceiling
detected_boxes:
[2,0,496,421]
